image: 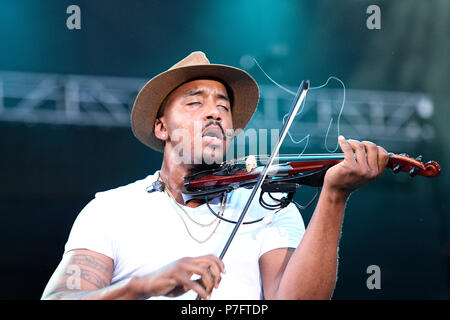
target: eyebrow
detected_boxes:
[184,90,230,103]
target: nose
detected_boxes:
[204,99,222,122]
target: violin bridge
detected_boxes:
[245,155,257,173]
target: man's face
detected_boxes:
[155,79,233,165]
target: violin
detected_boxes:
[182,153,441,204]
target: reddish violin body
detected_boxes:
[182,153,441,201]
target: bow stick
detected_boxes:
[195,80,310,300]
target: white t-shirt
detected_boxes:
[64,171,306,299]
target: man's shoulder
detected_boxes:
[93,172,158,201]
[73,172,161,224]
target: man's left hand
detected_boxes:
[323,136,389,197]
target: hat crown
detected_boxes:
[169,51,210,70]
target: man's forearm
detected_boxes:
[274,186,348,299]
[42,277,141,300]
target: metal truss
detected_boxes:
[0,71,434,145]
[252,84,434,145]
[0,71,144,127]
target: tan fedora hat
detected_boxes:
[131,51,259,152]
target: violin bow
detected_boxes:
[195,80,310,300]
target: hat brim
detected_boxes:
[131,64,259,152]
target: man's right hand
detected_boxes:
[133,254,226,300]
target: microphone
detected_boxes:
[146,180,165,193]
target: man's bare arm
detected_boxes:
[259,248,294,299]
[265,188,347,300]
[258,189,346,300]
[41,249,141,300]
[42,249,225,300]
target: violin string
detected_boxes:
[252,58,347,155]
[230,153,345,165]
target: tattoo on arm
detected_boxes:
[65,268,108,289]
[70,254,113,275]
[53,253,113,293]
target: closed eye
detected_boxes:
[218,105,230,112]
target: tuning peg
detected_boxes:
[400,153,410,158]
[392,164,402,174]
[415,155,423,162]
[409,166,419,177]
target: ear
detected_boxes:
[154,118,168,141]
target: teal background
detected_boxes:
[0,0,448,299]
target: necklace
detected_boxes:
[164,185,219,227]
[159,173,227,243]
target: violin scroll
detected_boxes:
[387,153,441,178]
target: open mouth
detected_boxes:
[202,126,224,145]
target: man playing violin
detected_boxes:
[42,52,389,300]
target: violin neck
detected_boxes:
[284,154,344,162]
[259,153,346,164]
